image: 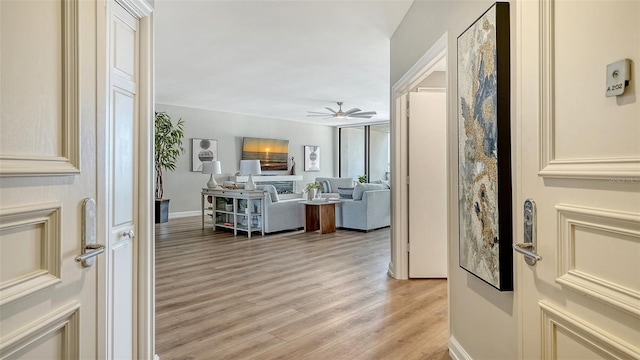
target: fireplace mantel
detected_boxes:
[232,175,303,193]
[232,175,303,183]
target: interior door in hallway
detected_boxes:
[105,3,139,359]
[517,0,639,358]
[408,91,447,278]
[0,0,103,357]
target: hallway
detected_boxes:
[155,217,449,359]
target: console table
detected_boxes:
[201,188,265,237]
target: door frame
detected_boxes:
[97,0,154,358]
[389,32,448,280]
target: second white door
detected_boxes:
[408,90,447,278]
[106,3,139,359]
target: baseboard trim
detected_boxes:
[169,211,200,219]
[387,262,397,279]
[449,335,472,360]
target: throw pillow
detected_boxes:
[337,186,354,199]
[352,183,385,201]
[257,184,279,202]
[318,179,332,194]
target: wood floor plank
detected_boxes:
[309,281,448,359]
[156,217,450,359]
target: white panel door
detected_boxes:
[107,4,138,360]
[408,91,448,278]
[518,0,639,358]
[0,0,103,358]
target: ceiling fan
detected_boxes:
[307,101,377,119]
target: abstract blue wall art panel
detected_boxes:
[457,2,512,291]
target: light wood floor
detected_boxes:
[156,217,450,360]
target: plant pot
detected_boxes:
[155,199,170,223]
[307,189,318,201]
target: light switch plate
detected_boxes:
[606,59,631,97]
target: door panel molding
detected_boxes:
[537,0,640,180]
[111,90,136,227]
[540,301,639,359]
[556,204,640,317]
[0,302,80,359]
[0,0,79,176]
[0,203,62,306]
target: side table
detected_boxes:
[300,200,340,234]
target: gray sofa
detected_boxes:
[257,180,390,233]
[258,185,304,233]
[341,187,390,231]
[315,177,354,198]
[314,179,390,231]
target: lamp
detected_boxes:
[202,161,221,189]
[239,159,261,191]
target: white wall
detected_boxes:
[391,1,517,359]
[416,71,446,89]
[156,104,337,214]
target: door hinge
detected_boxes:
[407,242,410,252]
[406,176,410,184]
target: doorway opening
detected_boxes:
[390,33,449,280]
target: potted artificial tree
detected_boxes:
[155,111,185,223]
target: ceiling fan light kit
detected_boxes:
[307,101,377,119]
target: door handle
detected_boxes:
[121,230,135,238]
[513,243,541,263]
[513,198,542,265]
[76,198,105,267]
[75,244,106,264]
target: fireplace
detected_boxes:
[260,181,293,194]
[232,175,303,194]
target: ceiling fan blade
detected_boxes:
[324,107,337,114]
[350,111,377,116]
[347,115,375,119]
[344,108,361,115]
[306,114,331,117]
[307,111,332,115]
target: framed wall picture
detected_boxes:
[192,138,217,172]
[457,2,512,291]
[304,145,320,172]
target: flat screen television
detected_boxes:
[242,137,289,171]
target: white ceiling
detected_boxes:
[154,0,414,126]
